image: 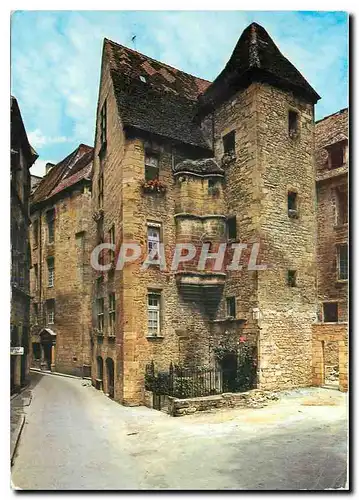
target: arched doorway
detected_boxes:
[39,328,56,371]
[105,358,115,398]
[96,356,103,390]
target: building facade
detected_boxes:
[312,108,348,387]
[29,144,94,377]
[11,96,38,393]
[90,23,335,405]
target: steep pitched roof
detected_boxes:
[31,144,93,208]
[173,158,224,177]
[104,39,211,150]
[11,96,38,167]
[198,22,320,113]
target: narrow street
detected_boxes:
[12,372,348,490]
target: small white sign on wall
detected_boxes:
[10,347,24,355]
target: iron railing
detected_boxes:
[145,359,257,399]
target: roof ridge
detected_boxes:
[315,107,348,124]
[104,37,211,84]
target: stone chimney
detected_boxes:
[46,162,55,174]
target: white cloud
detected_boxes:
[30,159,55,177]
[28,129,71,148]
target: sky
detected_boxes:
[11,10,348,177]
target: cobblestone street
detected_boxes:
[11,372,347,490]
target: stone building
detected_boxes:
[11,96,38,393]
[312,108,348,388]
[29,144,94,377]
[90,22,329,405]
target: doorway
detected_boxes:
[106,358,115,398]
[220,353,238,392]
[96,356,103,390]
[43,343,52,370]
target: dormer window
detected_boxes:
[223,131,235,154]
[288,110,299,138]
[145,153,159,181]
[327,142,346,170]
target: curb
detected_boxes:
[10,382,31,401]
[30,368,91,381]
[10,415,25,467]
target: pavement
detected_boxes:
[11,371,348,490]
[10,385,33,466]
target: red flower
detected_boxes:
[239,336,246,343]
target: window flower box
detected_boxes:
[141,179,167,194]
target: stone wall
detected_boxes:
[211,82,317,390]
[312,323,348,391]
[315,109,348,322]
[166,389,279,416]
[255,84,317,390]
[30,184,93,377]
[91,55,125,399]
[11,143,32,392]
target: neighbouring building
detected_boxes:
[90,22,330,406]
[30,174,42,194]
[312,108,349,389]
[29,144,94,377]
[11,96,38,393]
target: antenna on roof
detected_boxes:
[131,34,137,50]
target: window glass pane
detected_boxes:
[145,155,158,168]
[145,165,159,181]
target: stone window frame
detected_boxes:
[334,185,348,227]
[97,297,105,332]
[337,243,348,282]
[287,190,299,219]
[326,139,347,170]
[33,263,38,291]
[99,99,107,146]
[146,221,162,256]
[33,303,39,325]
[287,270,297,287]
[108,224,116,263]
[147,290,162,338]
[46,299,55,325]
[32,218,39,248]
[222,130,236,155]
[46,209,55,243]
[144,151,160,181]
[322,301,339,323]
[47,257,55,288]
[108,293,116,336]
[226,215,237,241]
[288,107,300,140]
[98,170,104,209]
